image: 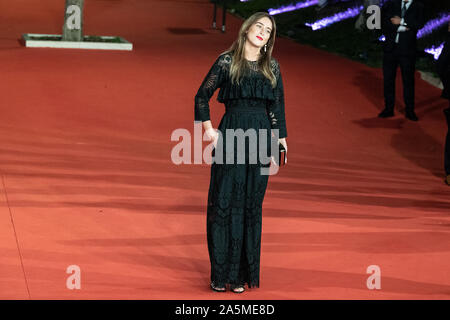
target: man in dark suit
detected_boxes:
[437,22,450,184]
[378,0,424,121]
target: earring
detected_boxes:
[264,44,267,52]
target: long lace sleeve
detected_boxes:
[267,59,288,138]
[194,54,228,122]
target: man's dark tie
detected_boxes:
[401,0,408,18]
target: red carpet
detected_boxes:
[0,0,449,299]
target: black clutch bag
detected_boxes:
[276,142,286,166]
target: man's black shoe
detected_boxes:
[378,108,394,118]
[405,110,418,121]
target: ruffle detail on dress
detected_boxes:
[217,73,275,103]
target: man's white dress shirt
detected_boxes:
[395,0,413,43]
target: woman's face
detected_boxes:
[246,17,273,49]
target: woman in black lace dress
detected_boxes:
[194,12,288,293]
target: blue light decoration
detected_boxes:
[425,42,445,60]
[267,0,319,16]
[417,13,450,39]
[265,0,359,15]
[304,5,364,30]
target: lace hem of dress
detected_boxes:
[211,279,260,289]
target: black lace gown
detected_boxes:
[194,52,287,288]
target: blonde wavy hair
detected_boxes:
[219,12,278,88]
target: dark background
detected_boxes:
[224,0,449,75]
